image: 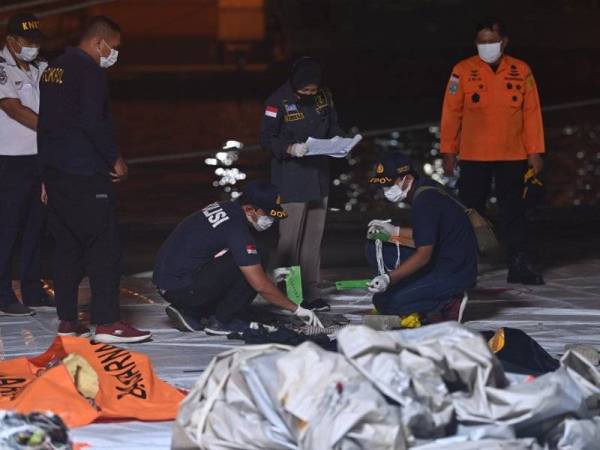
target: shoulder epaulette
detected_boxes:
[32,57,47,69]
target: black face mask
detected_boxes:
[297,92,316,106]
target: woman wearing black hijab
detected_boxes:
[260,57,346,311]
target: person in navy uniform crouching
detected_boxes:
[366,153,478,323]
[153,181,323,335]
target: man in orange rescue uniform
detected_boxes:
[441,16,544,285]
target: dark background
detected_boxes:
[2,0,600,274]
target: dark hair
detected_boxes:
[475,16,507,37]
[80,16,121,42]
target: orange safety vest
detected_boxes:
[0,336,185,428]
[440,54,545,161]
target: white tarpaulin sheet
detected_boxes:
[2,260,600,448]
[175,323,600,450]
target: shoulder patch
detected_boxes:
[265,105,278,118]
[315,89,331,111]
[324,87,334,104]
[0,66,7,85]
[41,67,64,85]
[448,73,460,95]
[32,57,47,69]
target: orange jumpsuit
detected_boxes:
[440,55,545,161]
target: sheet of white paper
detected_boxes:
[305,134,362,158]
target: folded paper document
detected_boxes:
[305,134,362,158]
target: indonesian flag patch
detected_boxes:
[264,106,278,118]
[246,244,258,255]
[448,73,460,95]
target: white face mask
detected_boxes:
[18,46,39,62]
[384,177,413,203]
[477,42,502,64]
[99,41,119,68]
[248,214,274,232]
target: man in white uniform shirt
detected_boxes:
[0,13,51,316]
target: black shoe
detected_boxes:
[0,302,35,316]
[165,305,204,332]
[507,253,545,285]
[301,298,331,312]
[204,317,251,336]
[24,291,55,308]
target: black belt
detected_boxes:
[0,154,38,161]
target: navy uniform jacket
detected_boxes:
[38,47,117,176]
[153,201,262,291]
[411,179,478,284]
[260,82,345,203]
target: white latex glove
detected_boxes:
[272,267,290,283]
[289,143,308,158]
[294,306,324,327]
[367,219,399,238]
[368,274,391,293]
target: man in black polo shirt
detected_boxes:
[38,16,150,343]
[366,153,478,322]
[153,181,323,335]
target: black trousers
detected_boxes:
[458,160,528,259]
[0,156,45,306]
[161,253,256,323]
[44,168,121,324]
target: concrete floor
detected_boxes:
[1,259,600,448]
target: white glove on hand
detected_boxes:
[368,274,391,293]
[367,219,399,238]
[289,143,308,158]
[294,306,324,327]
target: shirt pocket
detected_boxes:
[464,83,488,109]
[17,82,39,111]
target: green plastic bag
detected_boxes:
[283,266,303,305]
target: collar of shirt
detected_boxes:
[1,46,18,67]
[473,53,513,75]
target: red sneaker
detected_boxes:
[441,292,469,323]
[58,321,91,337]
[426,293,469,324]
[94,321,152,344]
